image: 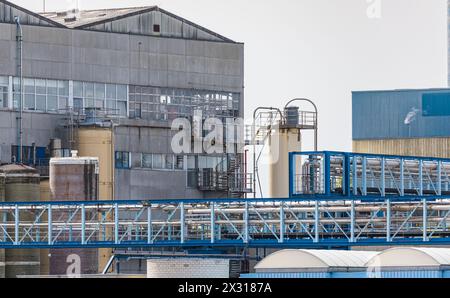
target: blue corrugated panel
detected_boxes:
[380,270,441,278]
[240,272,330,278]
[352,89,450,140]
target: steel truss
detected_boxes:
[290,151,450,199]
[0,197,449,249]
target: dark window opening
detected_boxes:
[153,24,161,33]
[115,151,131,169]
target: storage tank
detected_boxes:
[0,164,41,278]
[267,119,301,198]
[0,171,5,278]
[48,154,100,275]
[76,126,114,272]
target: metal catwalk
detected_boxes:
[1,151,450,249]
[0,197,449,249]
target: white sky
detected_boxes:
[8,0,448,196]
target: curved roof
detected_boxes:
[255,249,378,271]
[366,247,450,268]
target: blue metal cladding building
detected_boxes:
[353,88,450,140]
[352,88,450,158]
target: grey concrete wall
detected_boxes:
[0,23,244,94]
[113,125,224,200]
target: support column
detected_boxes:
[314,201,319,243]
[114,204,119,245]
[48,204,52,245]
[362,157,367,196]
[180,202,185,244]
[81,204,86,245]
[386,200,391,242]
[423,199,428,242]
[147,205,153,244]
[279,202,285,243]
[350,200,355,243]
[210,202,215,244]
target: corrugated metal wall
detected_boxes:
[0,1,58,27]
[353,89,450,140]
[353,138,450,158]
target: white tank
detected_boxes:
[267,125,301,198]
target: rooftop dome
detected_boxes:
[255,249,378,273]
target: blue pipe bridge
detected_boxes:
[1,151,450,249]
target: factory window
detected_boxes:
[140,153,185,171]
[153,24,160,33]
[75,81,128,117]
[12,77,69,113]
[0,76,8,108]
[129,86,240,122]
[115,151,131,169]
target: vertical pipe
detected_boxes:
[114,204,119,245]
[419,160,423,196]
[147,206,153,244]
[210,202,215,244]
[324,152,331,196]
[47,204,52,245]
[362,157,367,196]
[350,200,355,243]
[14,17,23,164]
[81,204,86,245]
[14,204,19,245]
[386,200,391,242]
[381,158,385,197]
[423,199,428,242]
[314,201,319,243]
[180,202,185,244]
[279,201,285,243]
[400,158,404,196]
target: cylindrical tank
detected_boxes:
[267,126,301,198]
[0,171,5,278]
[76,126,114,272]
[49,155,100,275]
[0,164,41,278]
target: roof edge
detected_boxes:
[73,6,235,43]
[0,0,66,28]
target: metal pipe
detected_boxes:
[14,16,23,164]
[284,98,318,151]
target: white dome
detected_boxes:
[255,249,378,272]
[366,247,450,268]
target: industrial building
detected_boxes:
[0,0,250,277]
[353,88,450,158]
[241,248,450,278]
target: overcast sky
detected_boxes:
[8,0,447,197]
